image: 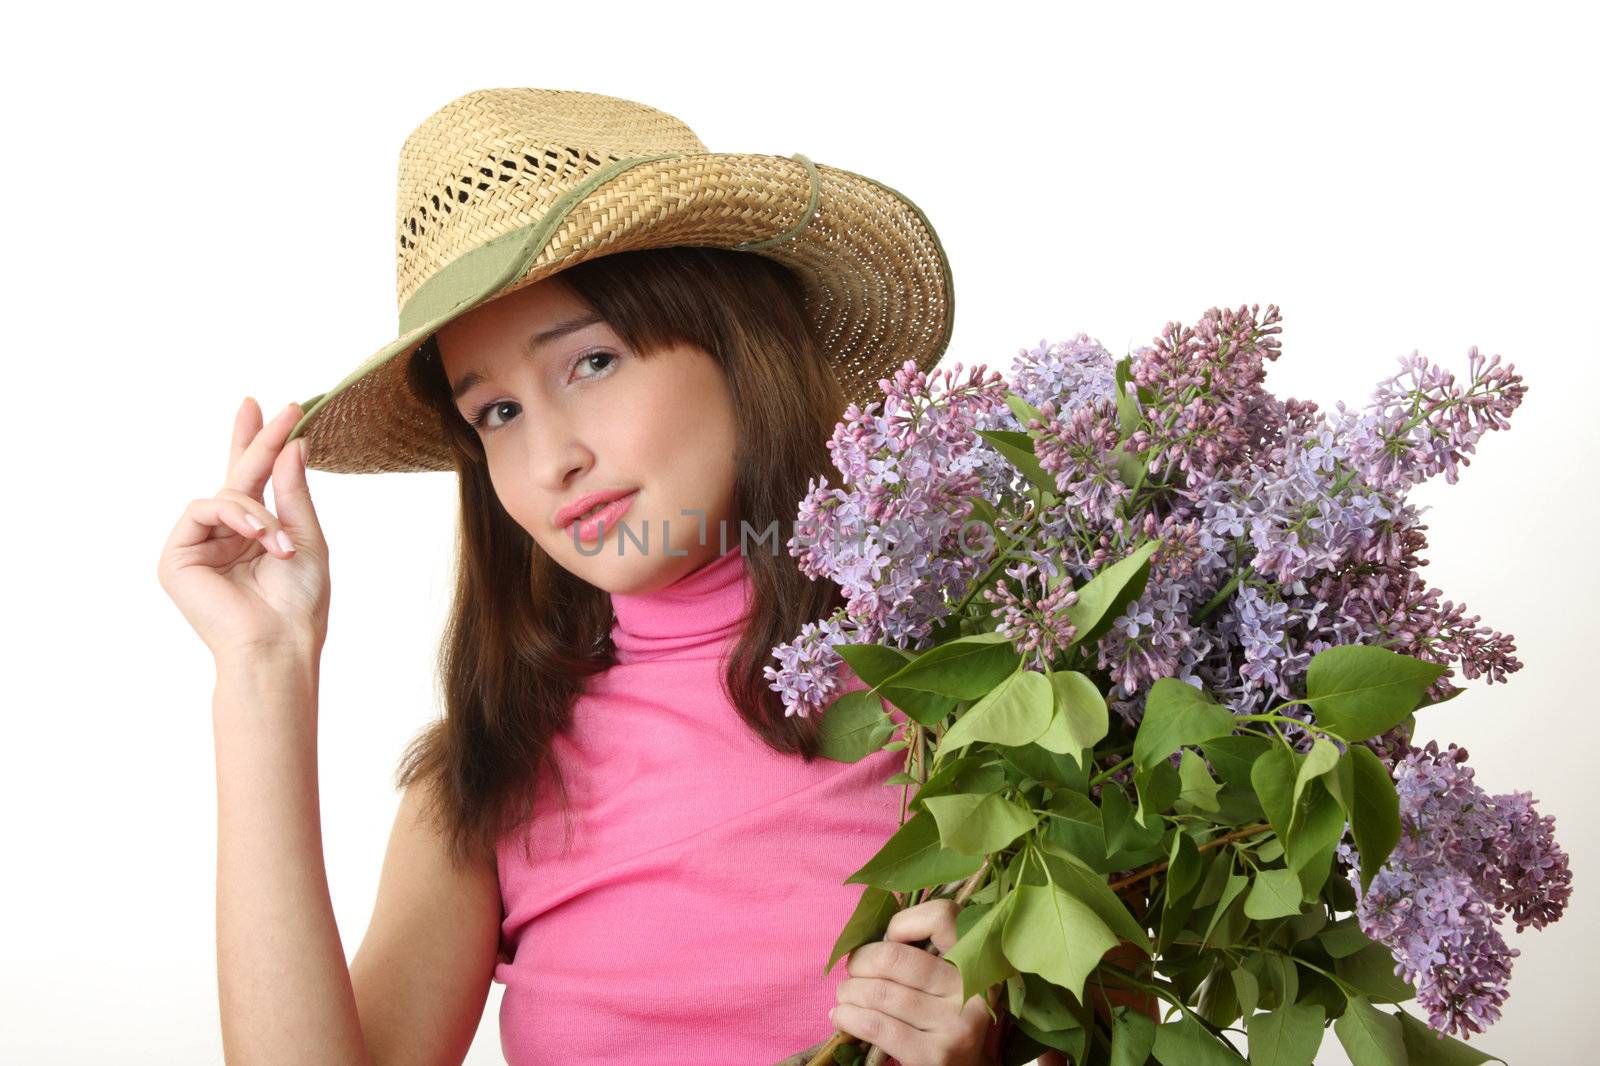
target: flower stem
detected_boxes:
[1108,823,1273,896]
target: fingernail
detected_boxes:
[275,530,294,553]
[299,438,310,468]
[245,513,265,531]
[828,1008,838,1025]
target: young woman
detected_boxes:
[157,221,1016,1061]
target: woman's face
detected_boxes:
[435,277,740,596]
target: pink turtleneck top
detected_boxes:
[491,546,910,1065]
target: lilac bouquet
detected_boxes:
[766,305,1571,1066]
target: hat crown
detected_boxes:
[394,88,708,312]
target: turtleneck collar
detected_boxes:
[609,547,752,659]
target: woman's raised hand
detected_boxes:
[157,397,331,664]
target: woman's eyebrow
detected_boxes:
[525,311,605,355]
[449,312,607,401]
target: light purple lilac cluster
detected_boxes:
[1337,741,1572,1038]
[764,361,1013,717]
[768,305,1527,731]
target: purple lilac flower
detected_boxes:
[789,359,1011,650]
[1340,742,1572,1038]
[774,307,1527,743]
[1005,335,1118,417]
[1124,304,1285,489]
[1334,347,1527,494]
[769,360,1014,716]
[763,613,856,719]
[1031,397,1133,525]
[980,559,1080,672]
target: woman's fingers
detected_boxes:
[224,400,301,499]
[266,434,322,550]
[883,899,962,956]
[213,488,296,555]
[227,396,263,482]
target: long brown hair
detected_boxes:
[396,246,853,872]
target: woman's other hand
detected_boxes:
[157,397,330,663]
[831,898,999,1066]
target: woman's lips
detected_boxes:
[570,490,638,543]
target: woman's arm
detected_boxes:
[212,644,373,1065]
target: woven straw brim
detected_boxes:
[285,152,954,474]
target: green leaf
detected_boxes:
[1251,744,1299,843]
[1134,679,1237,770]
[816,690,897,762]
[1112,446,1147,491]
[975,429,1060,495]
[1202,869,1249,949]
[1015,970,1083,1033]
[1290,738,1340,820]
[879,631,1022,702]
[1001,741,1088,790]
[924,790,1040,855]
[1304,645,1449,742]
[1110,1005,1158,1066]
[1102,784,1165,859]
[830,642,913,688]
[1065,539,1163,649]
[1317,915,1373,959]
[1178,748,1223,811]
[1246,1003,1325,1066]
[1416,684,1467,710]
[1285,780,1346,875]
[1166,831,1204,901]
[1192,846,1235,909]
[1295,841,1339,902]
[1016,1015,1088,1058]
[942,891,1018,1004]
[1134,759,1182,828]
[1248,952,1298,1011]
[937,667,1055,755]
[1001,880,1120,1001]
[1231,965,1261,1017]
[1346,744,1402,894]
[1395,1009,1508,1064]
[831,639,953,727]
[966,495,1001,533]
[1202,735,1269,790]
[1243,869,1304,920]
[843,809,986,891]
[1042,789,1107,862]
[1036,844,1154,952]
[1333,995,1407,1066]
[1112,356,1143,438]
[824,885,899,975]
[1150,1013,1246,1065]
[1034,670,1109,763]
[1197,957,1242,1028]
[1159,833,1204,950]
[1294,964,1346,1019]
[1005,391,1049,430]
[917,757,1005,802]
[1335,942,1415,1004]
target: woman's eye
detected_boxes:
[470,400,519,431]
[574,349,617,379]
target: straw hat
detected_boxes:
[283,87,955,474]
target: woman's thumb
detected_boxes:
[270,436,324,544]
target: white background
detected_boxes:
[4,2,1595,1062]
